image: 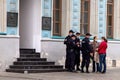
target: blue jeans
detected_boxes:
[99,54,106,72]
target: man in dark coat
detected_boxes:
[81,33,93,73]
[67,34,77,72]
[75,32,81,71]
[64,30,74,70]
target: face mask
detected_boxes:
[69,33,73,36]
[77,36,80,38]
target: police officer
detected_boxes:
[68,34,76,72]
[64,30,74,70]
[75,32,81,71]
[81,33,93,73]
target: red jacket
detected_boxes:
[98,41,107,54]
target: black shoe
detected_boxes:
[92,71,95,73]
[96,71,99,73]
[77,68,81,71]
[81,70,84,73]
[101,71,106,74]
[67,69,71,72]
[86,71,90,73]
[69,70,76,72]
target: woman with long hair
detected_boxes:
[98,37,108,73]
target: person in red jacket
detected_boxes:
[98,37,108,73]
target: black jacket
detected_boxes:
[75,37,81,51]
[64,35,71,49]
[81,37,92,53]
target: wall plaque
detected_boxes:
[7,12,18,27]
[42,17,51,30]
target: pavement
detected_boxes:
[0,67,120,80]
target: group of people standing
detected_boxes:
[64,30,108,74]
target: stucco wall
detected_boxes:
[41,39,66,66]
[0,36,19,71]
[41,39,120,67]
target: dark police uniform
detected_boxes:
[67,36,76,71]
[75,37,81,70]
[64,35,71,69]
[81,37,92,73]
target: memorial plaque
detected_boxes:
[7,12,18,27]
[42,17,51,30]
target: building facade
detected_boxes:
[41,0,119,39]
[0,0,120,71]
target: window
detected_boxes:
[80,0,90,35]
[53,0,62,36]
[107,0,114,38]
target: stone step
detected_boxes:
[20,52,39,54]
[6,49,64,73]
[9,65,63,69]
[20,49,36,53]
[6,69,65,73]
[17,58,47,61]
[20,53,40,58]
[14,61,55,65]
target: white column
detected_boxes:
[19,0,42,52]
[61,0,71,36]
[114,0,120,39]
[90,0,98,36]
[0,0,6,33]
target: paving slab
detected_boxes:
[0,67,119,80]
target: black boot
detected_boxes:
[86,70,90,73]
[86,67,90,73]
[76,66,81,71]
[81,68,84,73]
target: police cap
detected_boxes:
[69,30,74,33]
[71,34,76,37]
[86,33,92,36]
[76,32,81,35]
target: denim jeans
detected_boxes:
[99,54,106,72]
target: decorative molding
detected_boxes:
[42,0,52,17]
[0,35,20,38]
[98,0,107,38]
[42,0,52,38]
[70,0,80,32]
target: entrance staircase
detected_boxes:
[6,49,65,73]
